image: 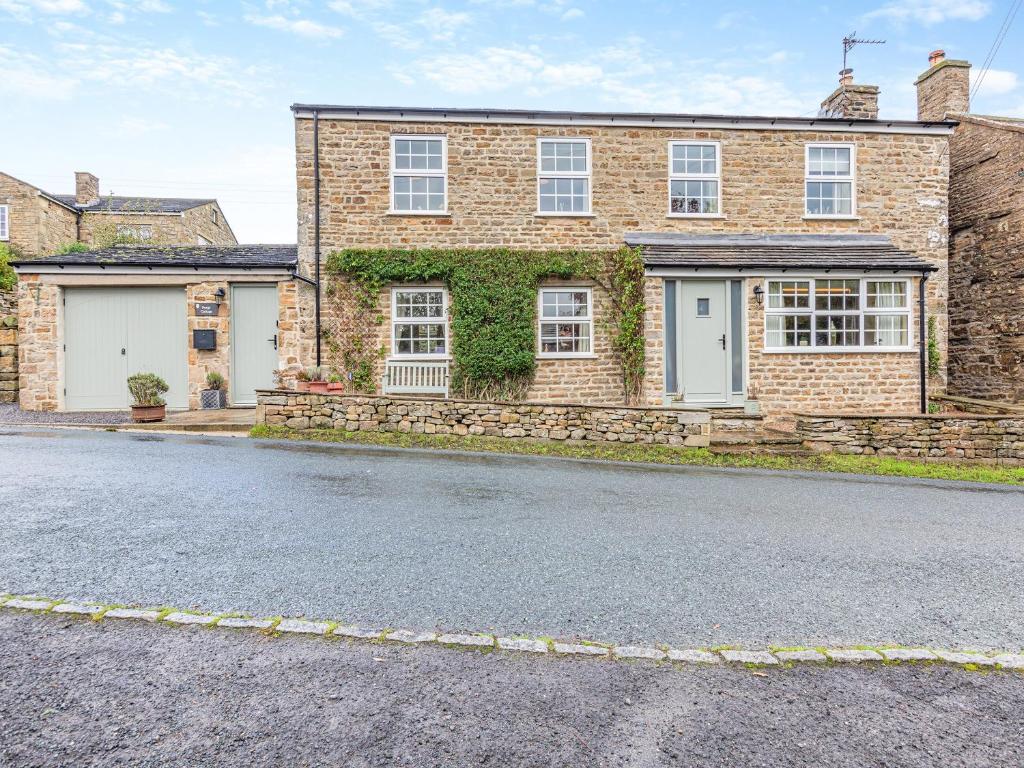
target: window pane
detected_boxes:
[539,177,589,213]
[395,290,445,318]
[815,314,860,347]
[670,179,718,215]
[867,281,907,309]
[865,314,908,346]
[766,314,811,347]
[767,281,810,309]
[815,279,860,311]
[539,321,590,353]
[808,146,851,177]
[540,290,589,319]
[806,181,852,215]
[394,321,446,355]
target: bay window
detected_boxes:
[392,288,447,356]
[765,278,911,351]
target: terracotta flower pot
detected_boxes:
[296,381,310,392]
[131,404,166,423]
[308,381,329,393]
[327,382,344,393]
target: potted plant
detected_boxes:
[744,385,761,416]
[307,366,329,394]
[295,368,310,392]
[327,371,344,393]
[127,372,169,423]
[200,371,227,409]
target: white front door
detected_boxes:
[231,284,279,406]
[64,288,187,410]
[679,280,730,404]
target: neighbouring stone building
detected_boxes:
[290,66,952,418]
[916,51,1024,402]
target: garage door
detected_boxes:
[64,288,188,410]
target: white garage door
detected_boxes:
[64,288,188,410]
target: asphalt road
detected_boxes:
[2,611,1022,768]
[1,427,1023,649]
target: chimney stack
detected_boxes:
[820,68,880,120]
[75,172,99,206]
[915,50,970,121]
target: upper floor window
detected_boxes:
[765,277,911,351]
[805,143,855,217]
[116,224,152,241]
[538,287,593,356]
[668,141,720,216]
[391,135,447,214]
[0,205,8,241]
[211,208,218,224]
[537,138,591,215]
[391,287,447,356]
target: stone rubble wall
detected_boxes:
[257,391,711,447]
[0,293,16,403]
[797,413,1024,464]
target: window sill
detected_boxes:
[760,347,915,354]
[802,215,860,221]
[386,211,452,217]
[534,212,596,218]
[537,353,598,360]
[666,213,726,219]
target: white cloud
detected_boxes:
[972,68,1019,96]
[245,13,345,39]
[864,0,991,25]
[115,116,169,136]
[561,7,583,20]
[418,7,472,40]
[0,44,77,99]
[0,0,87,19]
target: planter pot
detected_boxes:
[200,389,227,409]
[327,383,344,393]
[308,381,329,394]
[743,400,762,416]
[131,404,166,423]
[296,381,310,392]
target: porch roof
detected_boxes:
[12,244,298,271]
[627,234,937,273]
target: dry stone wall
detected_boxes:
[257,391,711,446]
[798,413,1024,464]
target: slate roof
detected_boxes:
[13,245,298,270]
[46,195,216,214]
[627,233,937,272]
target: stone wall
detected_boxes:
[257,391,711,446]
[0,298,16,403]
[294,116,949,412]
[798,413,1024,464]
[182,203,238,245]
[947,116,1024,402]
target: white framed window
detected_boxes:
[537,287,593,357]
[765,277,912,352]
[390,135,447,214]
[537,138,591,215]
[0,205,8,241]
[391,287,448,357]
[211,208,218,224]
[805,143,856,217]
[115,224,153,241]
[668,141,721,216]
[197,234,212,245]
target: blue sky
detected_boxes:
[2,0,1021,243]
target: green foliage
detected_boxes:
[127,372,169,406]
[57,241,90,254]
[327,247,647,402]
[0,243,17,292]
[927,316,941,378]
[205,371,225,391]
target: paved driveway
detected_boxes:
[1,428,1022,649]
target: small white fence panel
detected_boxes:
[381,360,450,398]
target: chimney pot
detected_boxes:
[929,49,946,67]
[839,68,854,87]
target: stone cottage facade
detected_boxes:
[290,70,953,417]
[0,170,237,258]
[916,52,1024,402]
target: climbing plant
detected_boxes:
[927,315,941,378]
[325,247,647,403]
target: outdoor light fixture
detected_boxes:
[214,287,226,303]
[753,284,764,305]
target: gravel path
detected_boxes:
[2,428,1023,649]
[1,611,1022,767]
[0,403,130,425]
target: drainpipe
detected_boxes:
[313,108,322,367]
[918,273,928,414]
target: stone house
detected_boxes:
[289,68,953,418]
[916,51,1024,402]
[0,171,237,257]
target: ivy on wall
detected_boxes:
[325,247,647,403]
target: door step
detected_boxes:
[709,431,811,456]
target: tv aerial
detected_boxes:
[842,31,886,72]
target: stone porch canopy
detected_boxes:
[11,244,298,273]
[627,234,938,274]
